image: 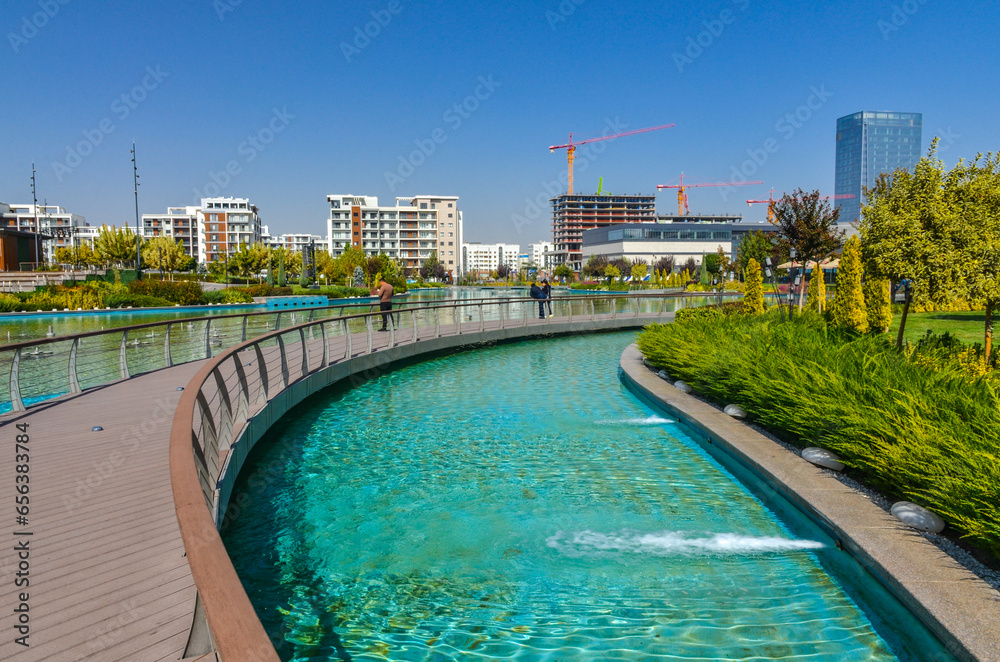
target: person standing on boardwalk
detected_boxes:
[371,276,394,331]
[542,279,553,318]
[530,281,545,319]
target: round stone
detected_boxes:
[724,404,747,419]
[657,370,670,381]
[643,358,655,368]
[673,380,692,393]
[891,502,945,533]
[801,447,845,471]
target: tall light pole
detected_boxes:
[131,142,142,280]
[30,163,40,269]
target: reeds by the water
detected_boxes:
[637,311,1000,560]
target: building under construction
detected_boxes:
[550,193,656,271]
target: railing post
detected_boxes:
[410,309,418,342]
[253,343,269,404]
[204,320,212,360]
[478,304,484,332]
[10,349,24,413]
[634,297,640,317]
[523,299,528,327]
[276,334,289,389]
[434,308,440,338]
[454,306,462,335]
[388,313,395,348]
[321,323,330,368]
[499,301,505,329]
[212,367,234,453]
[275,312,282,331]
[68,337,81,395]
[232,354,251,425]
[612,297,618,319]
[365,315,373,354]
[567,298,573,322]
[343,319,352,359]
[120,330,130,379]
[241,315,248,342]
[164,323,173,368]
[299,328,310,377]
[589,298,595,321]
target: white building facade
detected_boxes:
[196,197,262,264]
[326,194,463,277]
[527,241,553,270]
[461,242,520,277]
[140,206,200,259]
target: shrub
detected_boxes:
[202,289,254,304]
[128,279,205,305]
[638,312,1000,560]
[0,294,21,312]
[864,278,893,333]
[831,236,867,333]
[742,260,764,315]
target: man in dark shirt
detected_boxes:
[529,281,545,319]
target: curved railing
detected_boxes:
[0,291,739,415]
[168,293,692,660]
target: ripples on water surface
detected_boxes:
[224,332,953,661]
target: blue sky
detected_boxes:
[2,0,997,244]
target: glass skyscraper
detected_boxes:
[834,111,922,225]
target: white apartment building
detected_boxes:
[2,204,88,262]
[197,197,262,264]
[140,206,200,259]
[461,242,520,277]
[527,241,554,270]
[327,194,463,277]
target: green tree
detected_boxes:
[94,226,142,268]
[735,230,775,278]
[742,259,765,315]
[864,277,893,333]
[698,255,710,285]
[830,236,868,333]
[141,236,189,280]
[583,255,608,279]
[772,189,845,310]
[276,251,286,287]
[604,264,620,283]
[806,261,825,312]
[554,263,574,282]
[630,262,648,284]
[55,243,97,269]
[859,139,968,347]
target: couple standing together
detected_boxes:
[530,280,552,319]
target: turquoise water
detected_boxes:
[223,332,955,661]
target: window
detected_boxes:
[420,203,427,209]
[608,229,624,240]
[209,214,218,222]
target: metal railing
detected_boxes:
[167,292,715,661]
[0,292,740,416]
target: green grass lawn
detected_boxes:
[890,310,988,346]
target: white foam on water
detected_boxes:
[546,530,824,557]
[594,416,673,426]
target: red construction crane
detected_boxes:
[747,191,855,223]
[549,123,674,195]
[657,174,763,215]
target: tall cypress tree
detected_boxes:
[831,236,868,332]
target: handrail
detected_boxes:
[0,291,742,415]
[169,293,682,661]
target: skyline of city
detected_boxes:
[2,0,997,244]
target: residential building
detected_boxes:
[196,197,262,264]
[527,240,553,270]
[834,111,923,225]
[581,220,777,266]
[140,206,200,259]
[461,242,520,277]
[550,193,657,271]
[1,203,88,263]
[326,194,463,277]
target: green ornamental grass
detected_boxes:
[637,311,1000,560]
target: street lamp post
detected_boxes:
[131,142,142,280]
[30,163,40,270]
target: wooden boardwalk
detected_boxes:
[0,313,657,661]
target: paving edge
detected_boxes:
[620,342,1000,662]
